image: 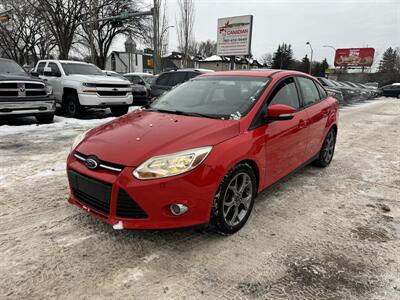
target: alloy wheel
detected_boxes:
[322,131,335,163]
[222,172,253,227]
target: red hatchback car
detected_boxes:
[67,70,338,234]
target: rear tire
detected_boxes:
[64,94,83,118]
[313,128,337,168]
[211,163,257,235]
[36,114,54,124]
[110,106,129,117]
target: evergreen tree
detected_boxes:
[271,43,294,69]
[379,47,398,73]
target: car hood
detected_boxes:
[0,73,43,82]
[76,110,240,167]
[67,74,130,84]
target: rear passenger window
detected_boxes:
[269,77,300,110]
[156,74,169,85]
[168,72,187,86]
[315,82,327,99]
[36,62,46,75]
[298,77,321,106]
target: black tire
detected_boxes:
[211,163,257,235]
[313,128,337,168]
[36,114,54,124]
[110,106,129,117]
[64,94,83,118]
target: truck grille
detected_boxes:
[68,170,112,215]
[0,81,46,98]
[97,91,127,97]
[95,83,130,88]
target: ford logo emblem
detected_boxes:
[85,156,99,170]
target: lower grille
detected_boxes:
[116,189,148,219]
[68,170,111,215]
[97,91,127,97]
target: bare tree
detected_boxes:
[260,53,273,68]
[27,0,86,59]
[197,40,217,58]
[79,0,149,68]
[0,0,53,65]
[176,0,195,68]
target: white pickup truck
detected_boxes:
[33,60,133,117]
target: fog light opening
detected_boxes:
[170,204,188,216]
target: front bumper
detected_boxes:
[78,93,133,107]
[0,100,56,117]
[67,153,218,229]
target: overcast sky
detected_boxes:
[115,0,400,67]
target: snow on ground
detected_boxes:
[0,97,399,299]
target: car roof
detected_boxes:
[38,59,91,65]
[124,72,154,76]
[200,69,312,78]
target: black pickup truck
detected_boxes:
[0,58,55,123]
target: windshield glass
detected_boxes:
[0,60,26,75]
[62,63,103,75]
[149,76,269,119]
[142,75,155,84]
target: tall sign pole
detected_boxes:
[152,6,160,74]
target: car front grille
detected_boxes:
[116,189,148,219]
[95,83,131,88]
[68,170,112,215]
[0,81,46,98]
[97,91,128,97]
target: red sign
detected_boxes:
[334,48,375,67]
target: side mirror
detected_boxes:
[266,104,297,121]
[30,71,39,77]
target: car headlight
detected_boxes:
[82,82,97,87]
[71,130,89,152]
[45,84,53,95]
[133,146,212,180]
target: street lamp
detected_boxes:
[323,45,336,52]
[306,41,313,74]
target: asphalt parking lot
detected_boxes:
[0,98,399,299]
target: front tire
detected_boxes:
[64,94,83,118]
[313,128,337,168]
[211,163,257,234]
[110,106,129,117]
[36,114,54,124]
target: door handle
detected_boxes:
[298,119,307,129]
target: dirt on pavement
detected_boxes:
[0,98,399,299]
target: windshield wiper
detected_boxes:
[146,108,220,119]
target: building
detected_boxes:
[105,51,154,74]
[197,55,263,71]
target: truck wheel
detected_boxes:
[110,106,129,117]
[36,114,54,124]
[64,94,83,118]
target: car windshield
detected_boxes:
[0,60,26,75]
[142,75,155,84]
[62,63,103,75]
[149,76,269,119]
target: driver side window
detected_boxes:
[269,77,300,110]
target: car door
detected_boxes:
[260,77,310,185]
[45,62,63,100]
[296,76,329,159]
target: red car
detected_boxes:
[67,70,338,234]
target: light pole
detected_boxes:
[323,45,336,52]
[306,41,313,74]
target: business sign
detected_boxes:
[217,15,253,57]
[334,48,375,67]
